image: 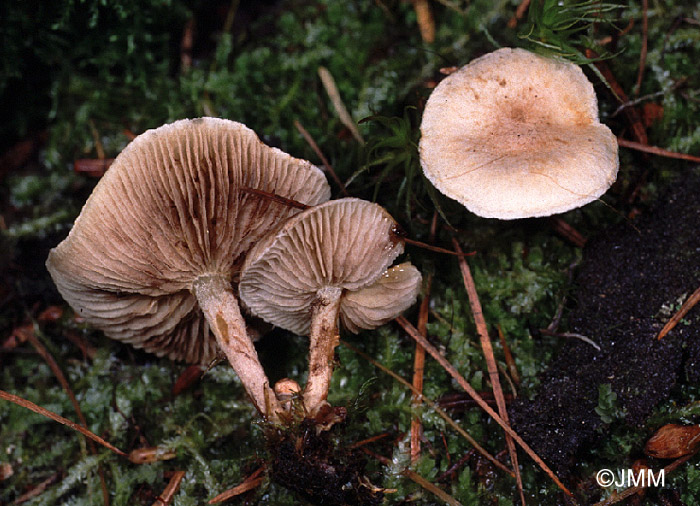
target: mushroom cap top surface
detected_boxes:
[46,117,330,363]
[419,47,619,219]
[239,198,421,336]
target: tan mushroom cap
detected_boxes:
[239,198,421,335]
[340,262,422,333]
[47,118,331,364]
[419,47,619,219]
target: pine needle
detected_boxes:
[452,238,525,506]
[340,340,514,477]
[318,66,364,144]
[657,286,700,340]
[394,316,575,499]
[0,389,127,457]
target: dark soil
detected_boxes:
[268,419,384,506]
[509,170,700,474]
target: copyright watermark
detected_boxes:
[596,468,665,488]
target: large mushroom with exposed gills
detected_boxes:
[46,117,330,419]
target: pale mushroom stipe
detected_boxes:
[46,118,331,419]
[239,198,422,416]
[419,47,619,219]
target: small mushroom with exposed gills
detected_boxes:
[419,47,619,219]
[46,117,330,420]
[239,198,422,416]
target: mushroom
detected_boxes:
[239,198,422,415]
[419,47,619,219]
[274,378,302,413]
[46,118,330,418]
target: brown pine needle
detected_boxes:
[617,138,700,163]
[549,217,587,248]
[412,0,435,43]
[24,323,111,505]
[24,327,91,439]
[657,286,700,340]
[13,473,61,504]
[498,325,520,386]
[394,316,574,499]
[402,236,476,257]
[360,448,463,506]
[209,466,266,504]
[73,158,114,177]
[240,187,309,210]
[0,389,127,457]
[87,119,105,160]
[634,0,649,96]
[318,66,364,144]
[403,468,461,506]
[152,471,186,506]
[507,0,531,28]
[294,120,349,196]
[452,238,525,506]
[349,433,391,449]
[341,340,514,477]
[180,19,194,73]
[588,53,647,145]
[411,273,432,463]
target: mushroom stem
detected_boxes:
[303,286,343,415]
[193,275,282,419]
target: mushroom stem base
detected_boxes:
[193,274,281,419]
[303,286,343,416]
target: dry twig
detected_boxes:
[402,237,475,257]
[349,433,390,449]
[180,19,194,73]
[87,119,105,160]
[539,328,601,351]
